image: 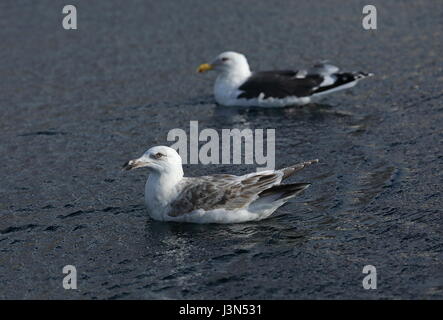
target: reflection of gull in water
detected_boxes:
[197,51,373,108]
[123,146,318,224]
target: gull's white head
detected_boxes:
[197,51,251,77]
[123,146,183,176]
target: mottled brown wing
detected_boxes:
[168,173,282,217]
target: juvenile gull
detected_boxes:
[197,51,373,107]
[123,146,318,224]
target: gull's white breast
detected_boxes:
[214,75,244,106]
[144,175,181,221]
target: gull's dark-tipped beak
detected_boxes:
[122,160,134,171]
[122,159,146,171]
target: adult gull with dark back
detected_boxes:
[197,51,373,107]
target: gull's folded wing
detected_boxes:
[168,172,282,216]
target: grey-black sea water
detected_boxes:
[0,0,442,299]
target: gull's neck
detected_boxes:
[145,166,184,219]
[147,166,184,193]
[214,63,252,105]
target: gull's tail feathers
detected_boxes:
[281,159,319,180]
[353,71,374,79]
[258,182,311,202]
[248,182,311,217]
[312,70,374,97]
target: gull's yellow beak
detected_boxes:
[197,63,213,73]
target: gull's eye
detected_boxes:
[151,152,165,160]
[221,57,229,62]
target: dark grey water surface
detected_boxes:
[0,0,442,299]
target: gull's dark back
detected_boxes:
[237,62,372,100]
[238,70,323,99]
